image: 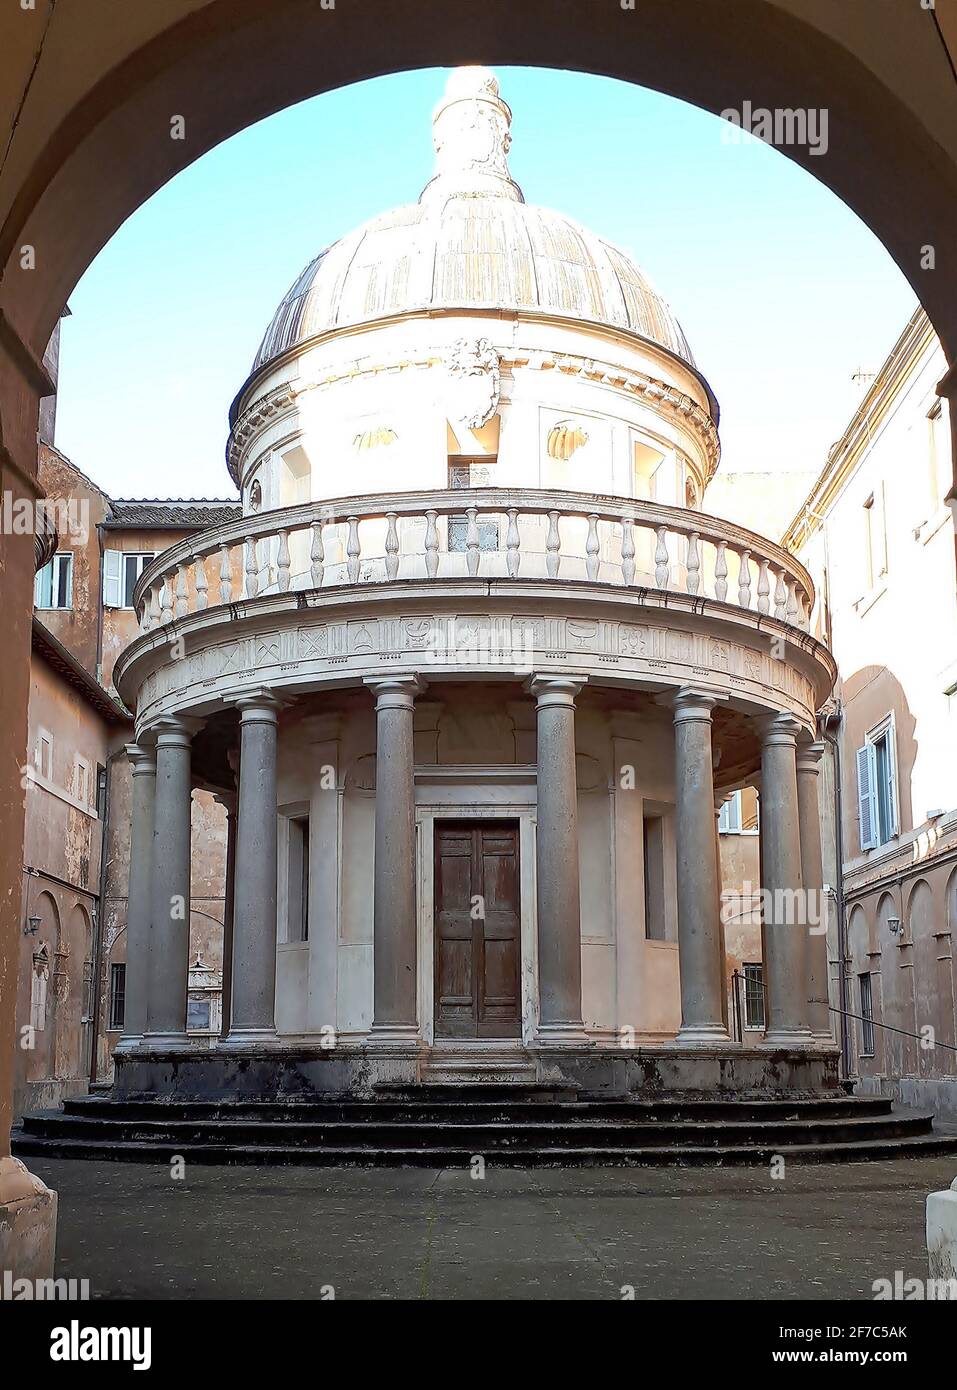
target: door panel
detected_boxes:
[434,820,521,1038]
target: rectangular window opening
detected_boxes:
[287,815,310,943]
[643,815,666,941]
[859,972,875,1057]
[109,963,126,1031]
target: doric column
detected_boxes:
[759,713,813,1045]
[797,739,831,1038]
[115,742,156,1050]
[223,692,280,1046]
[214,789,237,1038]
[146,716,199,1046]
[671,688,730,1044]
[365,675,423,1044]
[527,675,588,1043]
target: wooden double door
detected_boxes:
[433,820,522,1039]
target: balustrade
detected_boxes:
[133,489,814,635]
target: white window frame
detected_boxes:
[36,728,53,782]
[856,713,899,851]
[104,550,155,609]
[718,789,759,835]
[34,551,73,610]
[73,754,91,808]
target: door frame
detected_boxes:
[414,768,538,1046]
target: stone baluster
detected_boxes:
[546,510,561,579]
[621,515,636,586]
[714,541,728,602]
[346,515,361,583]
[506,508,520,577]
[655,527,670,588]
[686,530,700,595]
[149,585,161,629]
[465,508,480,576]
[173,563,188,619]
[244,537,258,599]
[424,510,439,579]
[385,513,399,580]
[194,554,208,610]
[737,550,752,608]
[310,521,324,588]
[757,558,771,614]
[786,578,799,625]
[160,576,173,624]
[585,514,600,581]
[219,544,232,604]
[277,530,291,592]
[773,568,787,620]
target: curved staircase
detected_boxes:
[13,1087,957,1167]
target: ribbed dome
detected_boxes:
[251,68,696,376]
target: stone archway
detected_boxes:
[5,0,957,1270]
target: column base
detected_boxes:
[0,1156,57,1281]
[536,1020,592,1046]
[112,1033,144,1055]
[218,1027,281,1050]
[141,1031,193,1050]
[762,1027,815,1048]
[675,1022,734,1047]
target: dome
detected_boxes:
[250,68,697,380]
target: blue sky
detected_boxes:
[54,66,918,501]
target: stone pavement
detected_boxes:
[25,1154,957,1300]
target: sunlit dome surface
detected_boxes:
[251,68,696,376]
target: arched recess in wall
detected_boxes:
[877,889,916,1077]
[27,890,60,1077]
[55,902,93,1082]
[906,877,955,1075]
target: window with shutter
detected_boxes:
[857,743,878,851]
[103,548,123,607]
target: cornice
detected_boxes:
[226,347,720,487]
[781,307,938,551]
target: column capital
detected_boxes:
[233,688,281,725]
[153,714,203,748]
[665,685,721,723]
[524,674,586,707]
[796,739,826,775]
[364,673,426,710]
[756,711,803,747]
[125,743,156,776]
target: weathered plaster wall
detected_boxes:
[34,444,110,676]
[15,655,115,1117]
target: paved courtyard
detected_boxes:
[27,1153,957,1300]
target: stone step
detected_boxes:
[19,1111,933,1148]
[59,1094,894,1124]
[13,1129,957,1168]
